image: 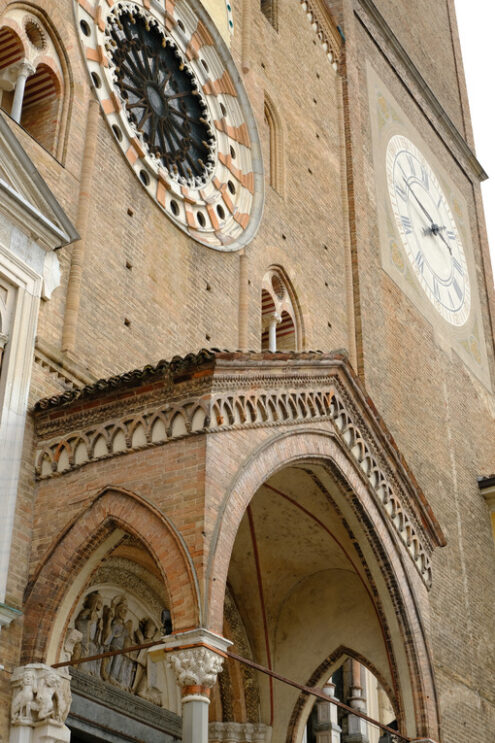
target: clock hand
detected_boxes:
[396,162,435,224]
[435,228,452,255]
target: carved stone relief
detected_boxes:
[67,573,176,710]
[11,664,71,726]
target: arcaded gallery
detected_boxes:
[0,1,493,742]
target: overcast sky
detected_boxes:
[454,1,495,277]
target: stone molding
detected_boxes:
[69,666,182,738]
[209,721,272,742]
[11,664,71,726]
[0,601,22,631]
[34,351,445,588]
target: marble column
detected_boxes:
[10,60,36,123]
[314,682,342,743]
[9,664,71,743]
[162,629,232,743]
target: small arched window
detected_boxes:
[261,267,302,352]
[0,9,68,158]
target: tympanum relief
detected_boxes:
[68,586,170,708]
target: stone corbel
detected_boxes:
[10,664,71,743]
[0,601,21,633]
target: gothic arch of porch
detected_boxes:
[205,428,441,741]
[22,486,201,665]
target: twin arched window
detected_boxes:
[0,7,69,158]
[261,267,302,352]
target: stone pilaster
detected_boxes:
[10,664,71,743]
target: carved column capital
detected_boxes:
[167,646,224,691]
[162,628,232,702]
[10,664,71,727]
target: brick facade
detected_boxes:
[0,0,493,741]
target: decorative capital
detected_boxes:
[162,628,232,701]
[11,664,71,727]
[167,646,224,690]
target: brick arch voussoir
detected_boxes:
[206,428,440,740]
[22,486,200,663]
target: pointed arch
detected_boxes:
[205,429,441,740]
[264,91,285,196]
[22,486,201,664]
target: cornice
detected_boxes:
[34,350,445,589]
[355,0,487,183]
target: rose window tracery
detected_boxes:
[108,9,215,187]
[75,0,264,251]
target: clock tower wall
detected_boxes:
[341,8,495,740]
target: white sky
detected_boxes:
[454,1,495,280]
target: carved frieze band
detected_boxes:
[35,383,433,587]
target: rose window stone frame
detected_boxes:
[74,0,264,251]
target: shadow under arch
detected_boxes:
[22,486,201,665]
[206,428,440,740]
[287,645,398,743]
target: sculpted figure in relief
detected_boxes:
[69,590,166,705]
[100,595,135,690]
[72,590,103,675]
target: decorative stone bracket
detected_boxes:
[10,664,71,743]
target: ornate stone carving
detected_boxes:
[69,589,165,705]
[11,665,71,726]
[167,646,224,689]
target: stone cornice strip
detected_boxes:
[34,350,445,588]
[355,0,487,183]
[299,0,343,71]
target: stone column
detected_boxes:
[267,313,281,352]
[343,661,368,743]
[314,682,342,743]
[9,664,71,743]
[163,629,232,743]
[10,60,36,123]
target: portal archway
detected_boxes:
[207,430,441,741]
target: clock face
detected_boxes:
[386,135,471,326]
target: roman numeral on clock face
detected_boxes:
[415,251,425,274]
[401,215,412,234]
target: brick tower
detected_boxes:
[0,2,493,742]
